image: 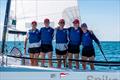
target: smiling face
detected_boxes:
[73,19,80,28]
[73,23,79,28]
[44,22,50,27]
[81,23,88,33]
[32,23,37,29]
[81,26,88,33]
[44,19,50,27]
[59,21,65,28]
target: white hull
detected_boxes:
[0,55,120,80]
[1,65,120,80]
[0,55,30,66]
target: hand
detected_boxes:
[64,45,68,49]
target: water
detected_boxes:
[0,41,120,70]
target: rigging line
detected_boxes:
[69,59,120,64]
[94,64,120,66]
[7,55,65,60]
[6,55,120,64]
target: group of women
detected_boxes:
[24,18,101,70]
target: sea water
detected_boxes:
[0,41,120,70]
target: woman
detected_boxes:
[81,23,100,70]
[55,19,68,68]
[40,18,54,67]
[68,19,82,69]
[24,21,40,66]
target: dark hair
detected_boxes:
[81,23,87,28]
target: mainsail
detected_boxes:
[9,0,80,30]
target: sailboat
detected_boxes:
[0,0,120,80]
[0,0,79,70]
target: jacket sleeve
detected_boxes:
[90,31,100,45]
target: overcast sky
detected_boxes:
[0,0,120,41]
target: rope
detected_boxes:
[94,63,120,66]
[69,59,120,64]
[7,55,65,60]
[7,55,120,64]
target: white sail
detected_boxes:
[9,0,80,30]
[4,0,80,65]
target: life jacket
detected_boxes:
[28,29,40,43]
[82,30,93,47]
[40,27,54,44]
[56,28,68,43]
[68,27,82,45]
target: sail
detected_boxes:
[9,0,80,30]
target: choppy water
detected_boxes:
[0,41,120,70]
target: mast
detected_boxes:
[1,0,11,65]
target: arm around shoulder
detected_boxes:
[89,30,100,45]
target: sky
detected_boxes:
[0,0,120,41]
